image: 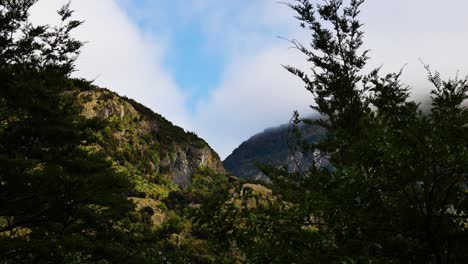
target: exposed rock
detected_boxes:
[75,87,225,189]
[223,123,326,180]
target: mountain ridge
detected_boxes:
[71,79,225,190]
[223,121,325,180]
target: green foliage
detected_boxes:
[160,211,186,236]
[0,1,161,262]
[163,168,229,215]
[133,174,177,200]
[186,168,230,200]
[124,96,206,150]
[195,0,468,263]
[4,0,465,263]
[279,1,468,261]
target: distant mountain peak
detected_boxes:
[223,122,325,180]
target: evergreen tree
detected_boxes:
[194,0,468,263]
[279,0,468,262]
[0,1,158,263]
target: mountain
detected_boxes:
[223,122,325,180]
[72,80,225,190]
[70,81,282,262]
[63,80,235,260]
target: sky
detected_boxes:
[30,0,468,159]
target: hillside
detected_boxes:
[71,80,225,190]
[64,80,238,261]
[223,123,325,180]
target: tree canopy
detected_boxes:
[1,0,466,263]
[0,1,160,263]
[194,0,468,263]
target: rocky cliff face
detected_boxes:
[161,144,225,187]
[73,84,225,189]
[223,123,325,180]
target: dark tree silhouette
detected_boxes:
[194,1,468,263]
[0,1,159,263]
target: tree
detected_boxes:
[194,0,468,263]
[282,0,468,262]
[0,1,159,263]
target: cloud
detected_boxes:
[30,0,313,159]
[29,0,468,161]
[183,0,317,159]
[361,0,468,99]
[192,0,468,158]
[193,44,314,159]
[30,0,189,127]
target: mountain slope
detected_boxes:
[223,123,325,180]
[71,80,225,190]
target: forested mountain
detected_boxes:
[223,123,325,180]
[1,74,234,262]
[1,0,467,263]
[0,2,232,261]
[73,81,225,189]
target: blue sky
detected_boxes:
[114,0,297,111]
[31,0,468,159]
[116,0,226,111]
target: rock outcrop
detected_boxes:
[74,84,225,189]
[223,123,325,180]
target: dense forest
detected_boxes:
[0,0,467,263]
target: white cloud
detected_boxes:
[361,0,468,99]
[30,0,312,159]
[29,0,468,161]
[192,0,468,158]
[193,44,314,159]
[186,1,316,159]
[30,0,189,127]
